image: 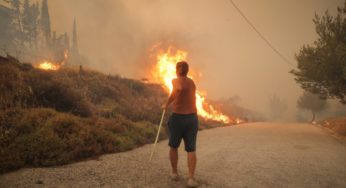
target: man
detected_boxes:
[163,61,199,187]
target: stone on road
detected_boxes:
[1,123,346,187]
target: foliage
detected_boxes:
[0,0,77,64]
[291,1,346,103]
[40,0,51,44]
[0,57,166,121]
[22,0,40,49]
[297,92,328,112]
[0,57,170,173]
[297,91,328,121]
[0,108,164,173]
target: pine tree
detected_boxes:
[64,32,70,51]
[31,2,40,50]
[72,18,79,54]
[22,0,30,43]
[40,0,51,46]
[4,0,23,33]
[22,0,40,50]
[0,1,17,49]
[291,1,346,103]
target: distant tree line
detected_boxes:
[0,0,80,64]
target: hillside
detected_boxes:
[0,56,231,174]
[0,56,170,173]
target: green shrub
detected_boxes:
[0,149,23,174]
[0,108,167,174]
[11,128,66,166]
[0,64,33,109]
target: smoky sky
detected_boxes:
[46,0,343,120]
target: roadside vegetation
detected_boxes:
[0,56,228,174]
[320,117,346,137]
[0,56,169,173]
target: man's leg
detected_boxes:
[169,147,178,174]
[187,152,197,180]
[184,114,199,187]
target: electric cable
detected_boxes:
[227,0,296,68]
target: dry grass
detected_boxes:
[320,117,346,137]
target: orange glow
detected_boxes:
[151,47,230,124]
[64,50,68,60]
[37,61,60,71]
[62,49,69,65]
[36,49,69,71]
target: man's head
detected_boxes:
[176,61,189,77]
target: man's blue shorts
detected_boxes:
[168,113,198,152]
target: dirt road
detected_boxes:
[1,122,346,188]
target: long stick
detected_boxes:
[149,109,166,162]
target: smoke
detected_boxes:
[45,0,343,121]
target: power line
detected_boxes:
[227,0,296,68]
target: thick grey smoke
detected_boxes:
[46,0,343,120]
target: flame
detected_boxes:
[37,61,60,71]
[62,49,69,65]
[36,49,69,71]
[151,47,230,124]
[64,50,68,60]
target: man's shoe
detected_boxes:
[187,179,198,187]
[170,172,179,181]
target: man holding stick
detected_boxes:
[163,61,199,187]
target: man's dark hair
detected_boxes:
[176,61,189,76]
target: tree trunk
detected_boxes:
[311,110,316,122]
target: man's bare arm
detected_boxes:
[164,79,182,109]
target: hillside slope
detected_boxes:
[0,56,233,174]
[0,56,168,173]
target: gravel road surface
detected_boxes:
[1,122,346,188]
